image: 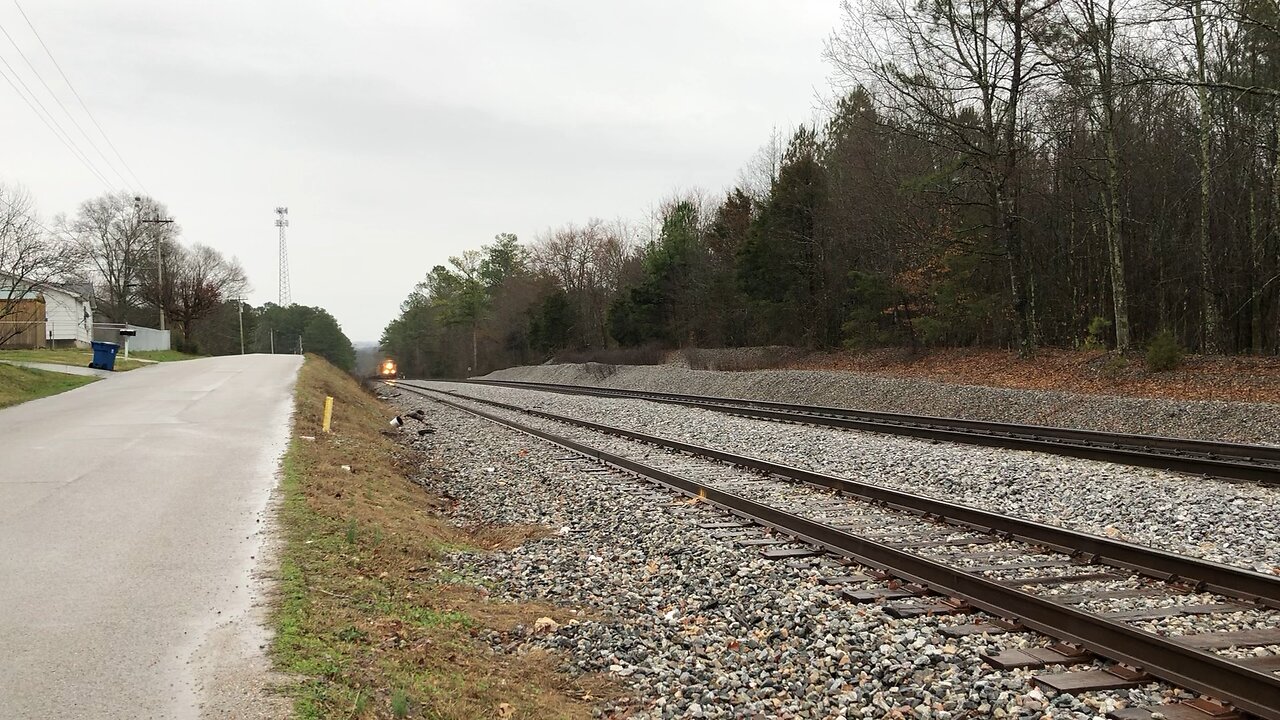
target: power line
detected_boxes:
[0,19,132,189]
[0,53,114,189]
[0,190,77,244]
[12,0,148,193]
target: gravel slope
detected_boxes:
[397,392,1190,720]
[420,381,1280,574]
[480,363,1280,444]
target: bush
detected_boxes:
[1146,330,1184,372]
[1084,316,1112,350]
[1101,354,1128,380]
[841,272,913,349]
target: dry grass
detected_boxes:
[273,355,610,719]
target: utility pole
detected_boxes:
[297,335,302,355]
[270,328,275,354]
[135,196,174,331]
[237,298,245,355]
[275,207,291,306]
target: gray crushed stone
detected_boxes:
[422,381,1280,575]
[479,363,1280,444]
[388,390,1209,719]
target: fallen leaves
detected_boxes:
[788,347,1280,406]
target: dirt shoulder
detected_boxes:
[271,356,607,719]
[783,347,1280,405]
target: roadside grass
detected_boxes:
[273,355,609,719]
[0,363,96,408]
[0,348,201,371]
[0,348,145,371]
[131,349,203,362]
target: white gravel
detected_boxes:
[480,363,1280,444]
[416,381,1280,575]
[394,391,1196,719]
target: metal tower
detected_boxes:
[275,206,290,306]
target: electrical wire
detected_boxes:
[0,189,78,244]
[12,0,148,193]
[0,53,115,189]
[0,19,132,189]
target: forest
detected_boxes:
[382,0,1280,377]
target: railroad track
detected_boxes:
[459,378,1280,485]
[391,380,1280,720]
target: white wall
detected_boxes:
[42,289,92,346]
[93,324,170,352]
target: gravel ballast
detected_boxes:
[392,391,1197,719]
[418,381,1280,575]
[480,363,1280,444]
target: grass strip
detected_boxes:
[272,355,607,719]
[0,348,145,371]
[0,363,96,409]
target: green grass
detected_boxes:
[0,363,96,408]
[0,347,202,371]
[131,349,203,362]
[269,357,601,720]
[0,348,145,371]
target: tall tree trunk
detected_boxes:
[1193,0,1219,352]
[1005,0,1033,357]
[1251,188,1264,352]
[1273,111,1280,353]
[1094,0,1130,351]
[1102,97,1130,351]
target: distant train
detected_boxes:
[376,358,399,379]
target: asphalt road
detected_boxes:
[0,354,302,719]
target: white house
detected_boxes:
[0,275,94,348]
[41,282,94,347]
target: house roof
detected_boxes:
[0,274,92,303]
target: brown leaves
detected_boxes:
[788,347,1280,409]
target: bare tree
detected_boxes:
[1054,0,1139,349]
[531,219,638,347]
[828,0,1059,354]
[0,186,85,345]
[167,244,248,345]
[738,127,786,203]
[68,192,178,324]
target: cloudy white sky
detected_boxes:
[2,1,842,342]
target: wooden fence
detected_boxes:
[0,299,47,348]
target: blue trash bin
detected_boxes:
[89,341,119,371]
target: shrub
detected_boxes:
[1146,330,1184,372]
[390,689,410,718]
[1101,355,1128,380]
[841,271,912,348]
[1084,316,1112,350]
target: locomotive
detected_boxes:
[376,358,399,379]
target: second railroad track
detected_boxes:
[390,380,1280,720]
[460,378,1280,485]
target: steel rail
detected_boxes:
[401,381,1280,608]
[459,378,1280,484]
[402,383,1280,720]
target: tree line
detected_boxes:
[0,186,246,349]
[0,185,355,369]
[381,0,1280,376]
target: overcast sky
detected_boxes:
[2,1,842,342]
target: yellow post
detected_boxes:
[322,396,334,433]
